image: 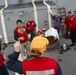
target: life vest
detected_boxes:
[27,21,35,31]
[14,26,28,43]
[70,17,76,29]
[22,57,57,75]
[0,53,4,66]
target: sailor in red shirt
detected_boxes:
[69,11,76,46]
[6,36,62,75]
[65,11,72,38]
[14,19,30,60]
[26,17,36,41]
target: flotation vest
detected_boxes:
[70,17,76,29]
[27,21,35,31]
[22,57,57,75]
[14,26,28,43]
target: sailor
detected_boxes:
[6,36,62,75]
[69,11,76,46]
[26,17,36,41]
[54,14,62,35]
[14,19,30,60]
[65,11,72,38]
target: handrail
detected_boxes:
[0,0,8,43]
[43,0,52,28]
[32,0,38,32]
